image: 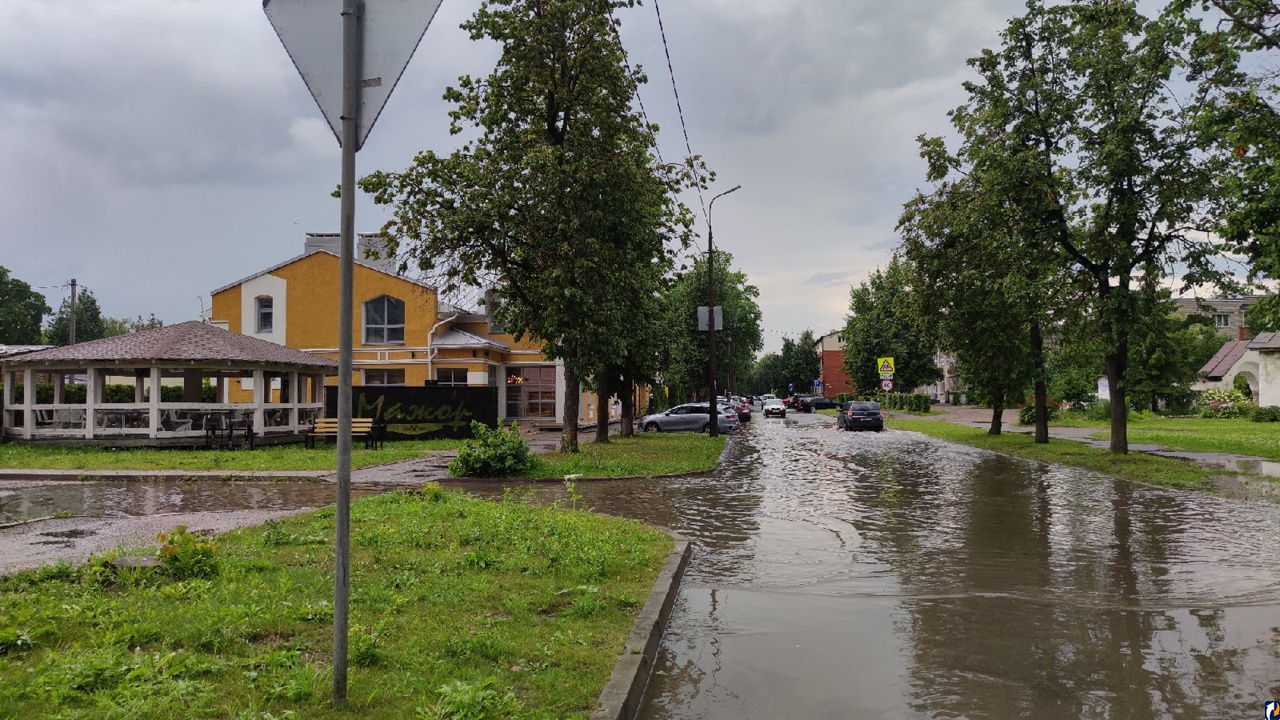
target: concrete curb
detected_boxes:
[590,533,691,720]
[0,469,330,482]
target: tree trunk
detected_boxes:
[561,365,580,454]
[989,390,1004,435]
[1105,351,1128,454]
[1030,320,1049,444]
[595,372,610,444]
[620,378,635,437]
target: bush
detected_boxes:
[1196,388,1256,419]
[1018,403,1060,425]
[878,393,931,412]
[156,525,219,580]
[835,392,853,404]
[1251,406,1280,423]
[448,421,535,478]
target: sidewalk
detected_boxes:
[902,405,1280,479]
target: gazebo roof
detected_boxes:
[0,321,339,372]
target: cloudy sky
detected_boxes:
[1,0,1030,353]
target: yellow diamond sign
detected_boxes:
[876,357,895,375]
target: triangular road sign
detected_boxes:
[264,0,443,150]
[877,357,895,375]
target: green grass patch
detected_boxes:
[526,432,726,479]
[889,418,1215,489]
[1086,418,1280,460]
[0,440,463,473]
[0,489,673,719]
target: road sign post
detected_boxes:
[263,0,441,704]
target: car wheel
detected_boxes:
[644,421,660,433]
[700,422,710,433]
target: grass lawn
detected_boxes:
[525,432,726,480]
[0,488,673,719]
[1085,418,1280,460]
[889,418,1216,489]
[0,440,463,473]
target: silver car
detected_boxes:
[640,402,740,433]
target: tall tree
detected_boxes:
[103,314,164,338]
[46,288,107,346]
[359,0,700,452]
[1173,0,1280,329]
[842,256,941,396]
[778,330,821,397]
[0,267,50,345]
[661,249,763,402]
[900,177,1045,436]
[936,0,1220,453]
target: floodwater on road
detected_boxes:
[465,414,1280,718]
[3,414,1279,717]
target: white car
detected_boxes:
[640,402,740,433]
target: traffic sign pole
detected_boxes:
[332,0,360,704]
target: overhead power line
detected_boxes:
[652,0,708,224]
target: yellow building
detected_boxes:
[209,233,618,425]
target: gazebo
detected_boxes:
[1,321,338,447]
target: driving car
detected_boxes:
[762,398,787,418]
[798,396,840,412]
[758,394,777,406]
[836,400,884,431]
[640,402,740,433]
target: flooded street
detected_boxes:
[467,413,1280,718]
[3,413,1280,716]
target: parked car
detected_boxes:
[784,394,812,409]
[762,398,787,418]
[640,402,740,433]
[798,396,840,412]
[836,401,884,431]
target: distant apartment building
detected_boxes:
[813,330,854,397]
[1173,296,1259,340]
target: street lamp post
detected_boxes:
[707,185,741,438]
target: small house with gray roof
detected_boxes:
[1194,331,1280,406]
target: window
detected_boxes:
[256,297,273,333]
[364,369,405,385]
[506,366,556,418]
[1214,313,1231,328]
[437,368,468,386]
[364,296,405,344]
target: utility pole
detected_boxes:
[706,185,741,437]
[69,278,77,345]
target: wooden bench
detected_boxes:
[305,417,384,449]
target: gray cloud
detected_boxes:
[0,0,1031,352]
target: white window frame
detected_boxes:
[437,368,468,386]
[364,368,405,386]
[363,295,406,345]
[1214,313,1231,328]
[256,296,273,333]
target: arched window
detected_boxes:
[363,295,405,344]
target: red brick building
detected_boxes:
[814,330,854,398]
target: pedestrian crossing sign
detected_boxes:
[877,357,895,375]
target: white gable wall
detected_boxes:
[241,274,287,346]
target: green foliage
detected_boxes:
[45,287,108,346]
[1251,406,1280,422]
[0,265,50,345]
[418,677,522,720]
[103,314,163,338]
[1018,403,1059,425]
[448,421,534,477]
[156,525,219,580]
[835,392,853,404]
[1233,372,1254,395]
[878,393,931,413]
[1196,388,1256,418]
[842,256,941,394]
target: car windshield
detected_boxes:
[764,399,783,407]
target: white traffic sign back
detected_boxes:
[264,0,443,150]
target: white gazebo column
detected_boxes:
[288,371,300,429]
[54,373,64,404]
[22,368,35,439]
[134,369,146,403]
[85,367,98,440]
[149,367,162,437]
[252,369,265,433]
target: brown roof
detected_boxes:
[1199,340,1249,380]
[0,321,338,372]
